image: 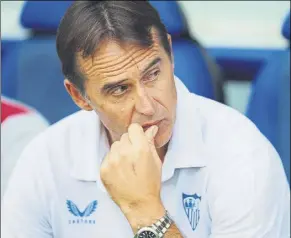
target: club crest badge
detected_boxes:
[182,193,201,231]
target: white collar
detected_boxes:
[161,85,207,182]
[70,76,207,190]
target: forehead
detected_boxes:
[77,37,164,80]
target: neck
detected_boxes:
[156,143,168,163]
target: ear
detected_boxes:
[64,79,93,111]
[167,34,174,70]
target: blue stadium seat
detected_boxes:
[2,1,78,124]
[1,37,80,124]
[149,1,221,101]
[2,1,218,124]
[246,12,290,184]
[1,40,23,96]
[281,12,290,41]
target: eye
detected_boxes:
[144,70,160,82]
[110,85,129,96]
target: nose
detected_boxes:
[134,86,155,116]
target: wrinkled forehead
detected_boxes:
[76,35,163,80]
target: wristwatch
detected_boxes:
[134,211,173,238]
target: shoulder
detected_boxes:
[188,93,288,197]
[188,95,289,236]
[191,93,255,132]
[24,109,95,152]
[190,92,286,167]
[6,109,96,173]
[3,110,97,189]
[189,93,270,156]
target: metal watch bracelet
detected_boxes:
[134,211,173,238]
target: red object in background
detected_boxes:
[1,99,31,123]
[1,96,49,198]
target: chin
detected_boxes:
[154,125,173,149]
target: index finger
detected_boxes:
[127,123,147,147]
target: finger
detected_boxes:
[128,123,147,147]
[145,126,162,169]
[119,133,132,158]
[110,141,121,154]
[120,132,131,145]
[104,141,121,166]
[144,125,159,143]
[111,140,120,149]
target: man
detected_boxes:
[1,96,49,198]
[2,1,289,237]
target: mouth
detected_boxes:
[141,120,162,131]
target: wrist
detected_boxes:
[121,199,166,233]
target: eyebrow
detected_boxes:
[101,57,161,92]
[102,79,129,92]
[141,57,161,75]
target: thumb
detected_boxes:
[144,125,159,143]
[145,125,161,167]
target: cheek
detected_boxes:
[96,99,135,132]
[151,77,177,109]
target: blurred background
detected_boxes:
[1,1,290,193]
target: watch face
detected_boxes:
[138,230,157,238]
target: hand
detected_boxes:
[100,123,165,229]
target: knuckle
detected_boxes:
[111,141,120,150]
[120,133,129,142]
[129,123,138,128]
[101,157,119,173]
[129,123,141,131]
[112,141,120,147]
[111,154,125,168]
[109,159,118,168]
